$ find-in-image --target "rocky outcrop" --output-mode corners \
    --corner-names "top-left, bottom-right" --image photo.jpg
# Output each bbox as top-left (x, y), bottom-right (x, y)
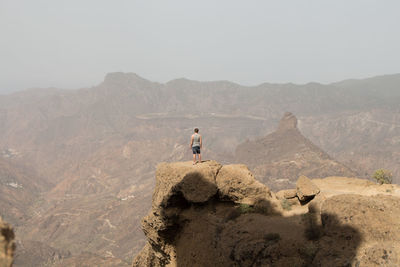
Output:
top-left (133, 161), bottom-right (280, 266)
top-left (133, 161), bottom-right (400, 266)
top-left (0, 217), bottom-right (15, 267)
top-left (296, 175), bottom-right (320, 201)
top-left (235, 112), bottom-right (357, 190)
top-left (153, 161), bottom-right (222, 206)
top-left (276, 175), bottom-right (321, 203)
top-left (277, 112), bottom-right (298, 132)
top-left (137, 161), bottom-right (223, 266)
top-left (216, 164), bottom-right (273, 205)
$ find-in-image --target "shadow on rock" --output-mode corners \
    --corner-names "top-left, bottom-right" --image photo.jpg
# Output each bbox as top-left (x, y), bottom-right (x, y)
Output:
top-left (174, 206), bottom-right (362, 266)
top-left (134, 162), bottom-right (363, 267)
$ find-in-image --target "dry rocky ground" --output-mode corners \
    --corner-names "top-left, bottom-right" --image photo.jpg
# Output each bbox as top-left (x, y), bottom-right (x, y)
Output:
top-left (134, 161), bottom-right (400, 267)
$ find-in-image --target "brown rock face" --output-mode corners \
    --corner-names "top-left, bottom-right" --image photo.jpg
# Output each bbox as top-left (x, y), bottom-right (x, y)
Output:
top-left (315, 194), bottom-right (400, 266)
top-left (153, 161), bottom-right (222, 206)
top-left (138, 161), bottom-right (224, 267)
top-left (0, 217), bottom-right (15, 267)
top-left (134, 161), bottom-right (280, 266)
top-left (132, 161), bottom-right (400, 267)
top-left (283, 189), bottom-right (298, 199)
top-left (276, 189), bottom-right (298, 200)
top-left (296, 175), bottom-right (320, 201)
top-left (216, 164), bottom-right (273, 205)
top-left (277, 112), bottom-right (298, 132)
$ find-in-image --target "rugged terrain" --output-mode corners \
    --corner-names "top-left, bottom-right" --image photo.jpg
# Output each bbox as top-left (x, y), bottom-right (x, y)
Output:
top-left (0, 73), bottom-right (399, 265)
top-left (235, 112), bottom-right (356, 190)
top-left (0, 158), bottom-right (47, 226)
top-left (134, 161), bottom-right (400, 266)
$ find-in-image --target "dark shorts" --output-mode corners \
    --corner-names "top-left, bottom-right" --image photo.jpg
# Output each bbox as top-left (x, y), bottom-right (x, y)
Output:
top-left (192, 146), bottom-right (201, 154)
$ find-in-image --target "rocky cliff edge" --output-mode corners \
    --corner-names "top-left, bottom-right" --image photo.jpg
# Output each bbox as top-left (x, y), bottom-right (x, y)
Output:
top-left (133, 161), bottom-right (400, 267)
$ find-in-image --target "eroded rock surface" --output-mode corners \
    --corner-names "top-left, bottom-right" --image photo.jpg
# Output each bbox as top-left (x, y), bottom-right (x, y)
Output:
top-left (315, 194), bottom-right (400, 266)
top-left (216, 164), bottom-right (273, 205)
top-left (277, 112), bottom-right (298, 132)
top-left (153, 161), bottom-right (222, 206)
top-left (296, 175), bottom-right (320, 201)
top-left (133, 161), bottom-right (400, 267)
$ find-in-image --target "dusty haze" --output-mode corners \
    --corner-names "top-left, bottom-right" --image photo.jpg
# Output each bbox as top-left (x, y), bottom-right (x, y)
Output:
top-left (1, 0), bottom-right (400, 92)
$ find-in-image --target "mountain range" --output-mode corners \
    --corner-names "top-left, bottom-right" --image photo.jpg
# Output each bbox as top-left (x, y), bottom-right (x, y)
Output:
top-left (0, 72), bottom-right (399, 265)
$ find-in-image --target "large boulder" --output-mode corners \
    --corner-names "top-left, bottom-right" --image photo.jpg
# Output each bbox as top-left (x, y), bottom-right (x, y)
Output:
top-left (0, 217), bottom-right (15, 267)
top-left (296, 175), bottom-right (320, 201)
top-left (152, 161), bottom-right (222, 207)
top-left (216, 164), bottom-right (274, 205)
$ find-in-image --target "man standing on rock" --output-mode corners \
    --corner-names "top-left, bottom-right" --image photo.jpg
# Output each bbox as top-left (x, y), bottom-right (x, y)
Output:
top-left (190, 128), bottom-right (202, 164)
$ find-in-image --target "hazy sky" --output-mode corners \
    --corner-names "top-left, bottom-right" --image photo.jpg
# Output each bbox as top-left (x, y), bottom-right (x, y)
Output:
top-left (1, 0), bottom-right (399, 93)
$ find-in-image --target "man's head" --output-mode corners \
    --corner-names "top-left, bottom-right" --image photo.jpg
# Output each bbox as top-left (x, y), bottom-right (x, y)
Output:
top-left (194, 128), bottom-right (199, 133)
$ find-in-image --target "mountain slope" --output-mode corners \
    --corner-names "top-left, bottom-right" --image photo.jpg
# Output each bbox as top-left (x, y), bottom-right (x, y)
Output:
top-left (235, 112), bottom-right (357, 190)
top-left (0, 157), bottom-right (50, 225)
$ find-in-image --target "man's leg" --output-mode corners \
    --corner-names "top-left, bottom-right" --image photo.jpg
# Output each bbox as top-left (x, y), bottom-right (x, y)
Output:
top-left (193, 153), bottom-right (196, 164)
top-left (198, 153), bottom-right (202, 163)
